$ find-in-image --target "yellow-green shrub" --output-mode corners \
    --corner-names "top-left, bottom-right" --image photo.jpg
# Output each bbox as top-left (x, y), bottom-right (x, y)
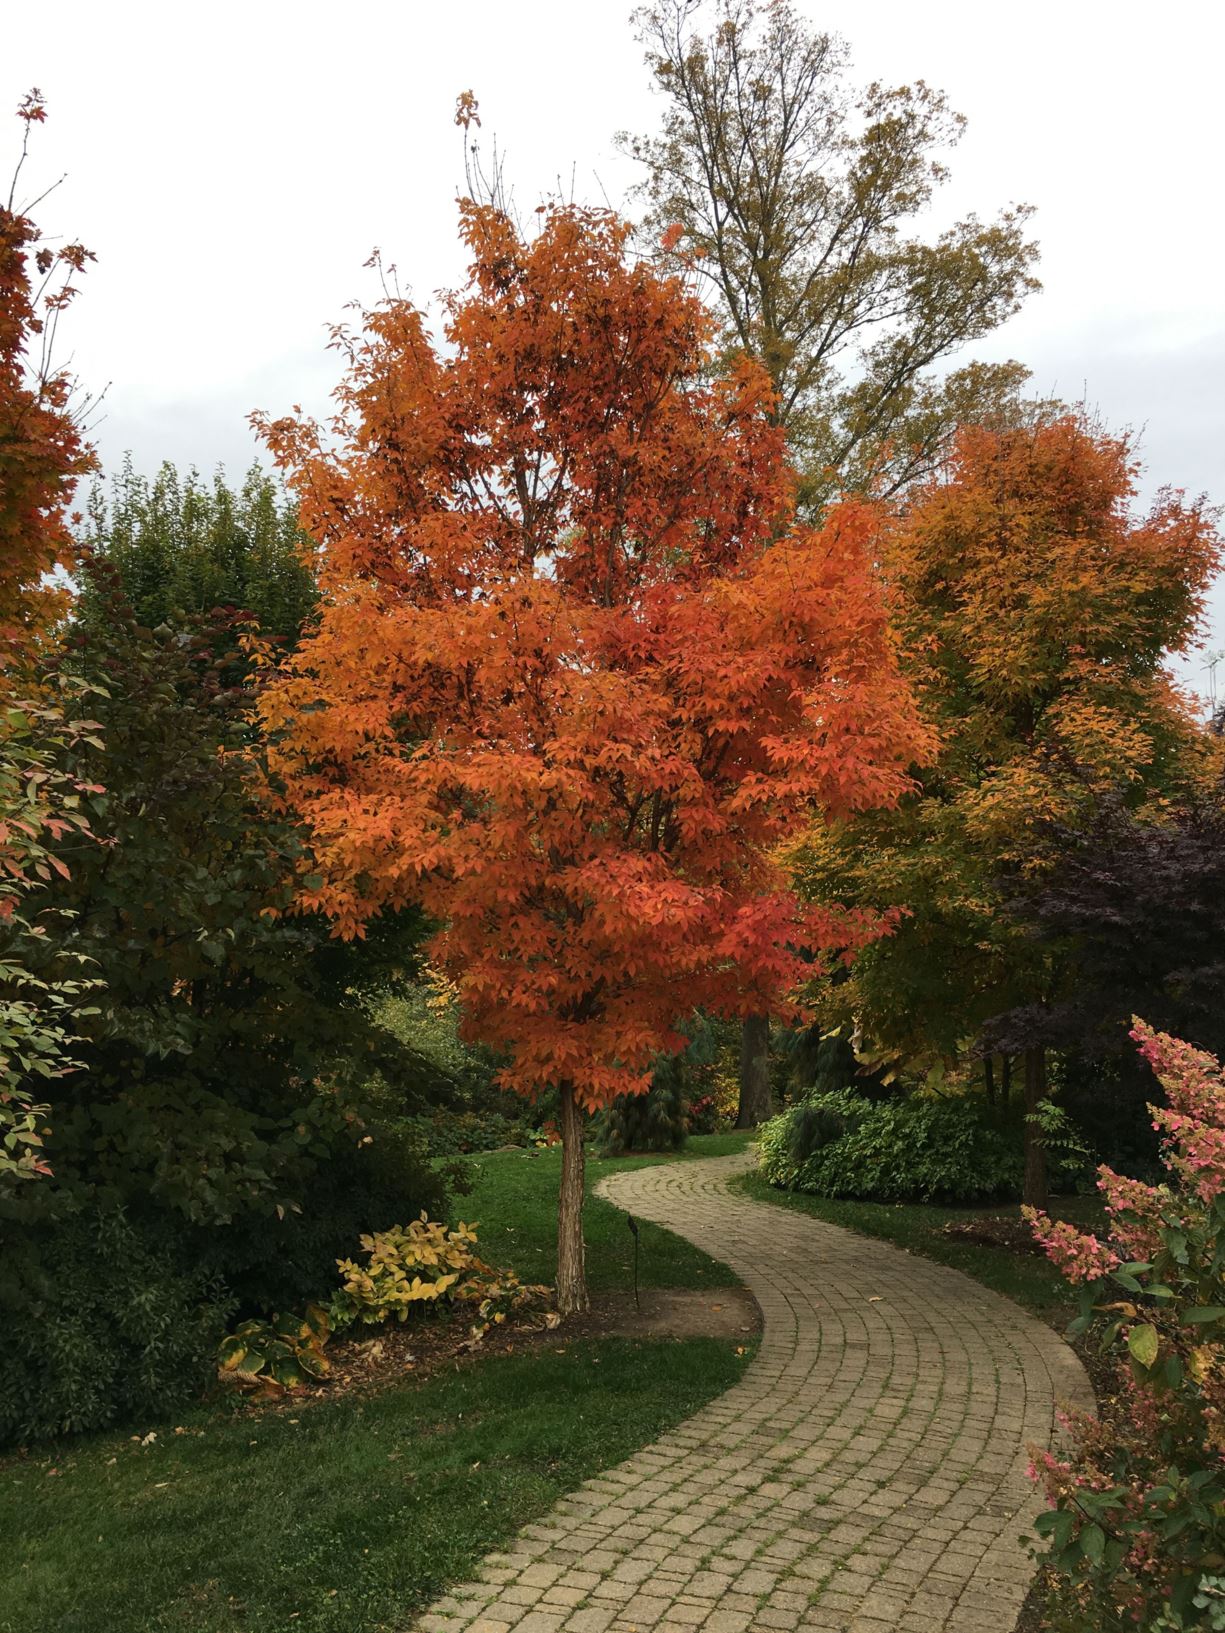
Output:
top-left (329, 1215), bottom-right (485, 1328)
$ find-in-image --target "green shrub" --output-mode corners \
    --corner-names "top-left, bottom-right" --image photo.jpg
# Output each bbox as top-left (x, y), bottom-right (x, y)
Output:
top-left (400, 1104), bottom-right (539, 1156)
top-left (594, 1073), bottom-right (687, 1156)
top-left (759, 1089), bottom-right (1025, 1203)
top-left (786, 1090), bottom-right (864, 1167)
top-left (594, 1014), bottom-right (730, 1156)
top-left (0, 1207), bottom-right (233, 1445)
top-left (0, 1126), bottom-right (447, 1444)
top-left (193, 1124), bottom-right (449, 1316)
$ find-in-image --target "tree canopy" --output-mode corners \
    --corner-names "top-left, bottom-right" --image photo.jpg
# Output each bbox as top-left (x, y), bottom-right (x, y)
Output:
top-left (255, 199), bottom-right (929, 1308)
top-left (790, 416), bottom-right (1220, 1199)
top-left (626, 0), bottom-right (1041, 512)
top-left (79, 458), bottom-right (317, 642)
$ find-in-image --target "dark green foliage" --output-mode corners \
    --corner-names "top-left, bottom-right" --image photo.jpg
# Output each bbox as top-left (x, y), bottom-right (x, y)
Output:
top-left (40, 558), bottom-right (442, 1230)
top-left (0, 1131), bottom-right (448, 1445)
top-left (759, 1090), bottom-right (1027, 1203)
top-left (79, 458), bottom-right (317, 642)
top-left (594, 1016), bottom-right (720, 1155)
top-left (1, 563), bottom-right (449, 1442)
top-left (194, 1127), bottom-right (449, 1317)
top-left (777, 1024), bottom-right (894, 1102)
top-left (372, 985), bottom-right (540, 1156)
top-left (594, 1072), bottom-right (686, 1157)
top-left (786, 1096), bottom-right (858, 1168)
top-left (401, 1103), bottom-right (540, 1156)
top-left (0, 1207), bottom-right (234, 1445)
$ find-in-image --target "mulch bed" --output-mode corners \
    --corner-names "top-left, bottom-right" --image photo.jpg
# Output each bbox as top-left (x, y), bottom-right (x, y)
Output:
top-left (224, 1286), bottom-right (761, 1418)
top-left (939, 1217), bottom-right (1046, 1254)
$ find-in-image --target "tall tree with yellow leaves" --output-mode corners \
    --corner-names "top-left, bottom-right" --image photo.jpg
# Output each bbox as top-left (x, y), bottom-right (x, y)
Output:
top-left (790, 416), bottom-right (1220, 1204)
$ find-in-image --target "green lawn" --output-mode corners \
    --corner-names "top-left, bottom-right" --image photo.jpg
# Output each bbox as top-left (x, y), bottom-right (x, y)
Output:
top-left (2, 1339), bottom-right (747, 1633)
top-left (0, 1131), bottom-right (756, 1633)
top-left (454, 1129), bottom-right (756, 1293)
top-left (735, 1168), bottom-right (1104, 1325)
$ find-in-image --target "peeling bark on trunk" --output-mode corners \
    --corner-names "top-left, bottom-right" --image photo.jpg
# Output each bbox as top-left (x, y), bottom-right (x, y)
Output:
top-left (735, 1013), bottom-right (774, 1128)
top-left (1022, 1045), bottom-right (1049, 1209)
top-left (555, 1081), bottom-right (589, 1316)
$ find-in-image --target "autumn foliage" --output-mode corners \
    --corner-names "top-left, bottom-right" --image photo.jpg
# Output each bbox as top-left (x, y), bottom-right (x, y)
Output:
top-left (1, 90), bottom-right (94, 669)
top-left (792, 417), bottom-right (1220, 1072)
top-left (256, 202), bottom-right (928, 1304)
top-left (1026, 1024), bottom-right (1225, 1628)
top-left (0, 93), bottom-right (101, 1182)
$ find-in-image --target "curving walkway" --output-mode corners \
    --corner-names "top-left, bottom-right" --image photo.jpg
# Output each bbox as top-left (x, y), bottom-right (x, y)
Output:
top-left (414, 1152), bottom-right (1091, 1633)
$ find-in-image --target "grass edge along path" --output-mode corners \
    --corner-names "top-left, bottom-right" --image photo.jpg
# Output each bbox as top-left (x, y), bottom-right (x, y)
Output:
top-left (451, 1128), bottom-right (757, 1294)
top-left (0, 1133), bottom-right (758, 1633)
top-left (733, 1166), bottom-right (1104, 1327)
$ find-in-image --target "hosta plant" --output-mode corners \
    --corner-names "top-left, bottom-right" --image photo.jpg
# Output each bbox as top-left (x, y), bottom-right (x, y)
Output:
top-left (217, 1305), bottom-right (331, 1396)
top-left (1025, 1021), bottom-right (1225, 1630)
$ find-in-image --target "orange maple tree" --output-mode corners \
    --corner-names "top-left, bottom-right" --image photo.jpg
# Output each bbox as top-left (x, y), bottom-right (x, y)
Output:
top-left (1, 90), bottom-right (94, 670)
top-left (256, 201), bottom-right (929, 1310)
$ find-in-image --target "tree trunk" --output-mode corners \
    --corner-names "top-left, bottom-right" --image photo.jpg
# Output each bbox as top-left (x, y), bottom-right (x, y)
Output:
top-left (1001, 1053), bottom-right (1012, 1109)
top-left (555, 1081), bottom-right (589, 1316)
top-left (735, 1013), bottom-right (773, 1128)
top-left (1022, 1046), bottom-right (1048, 1209)
top-left (983, 1054), bottom-right (996, 1107)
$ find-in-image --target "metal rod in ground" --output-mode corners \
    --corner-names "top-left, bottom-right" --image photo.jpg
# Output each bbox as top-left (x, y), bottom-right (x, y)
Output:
top-left (626, 1212), bottom-right (640, 1313)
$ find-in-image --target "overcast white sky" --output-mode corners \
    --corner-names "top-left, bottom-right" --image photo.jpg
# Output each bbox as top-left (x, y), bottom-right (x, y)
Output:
top-left (7, 0), bottom-right (1224, 693)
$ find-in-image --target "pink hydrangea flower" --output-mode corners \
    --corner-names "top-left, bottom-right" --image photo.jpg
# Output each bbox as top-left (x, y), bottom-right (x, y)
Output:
top-left (1023, 1207), bottom-right (1120, 1283)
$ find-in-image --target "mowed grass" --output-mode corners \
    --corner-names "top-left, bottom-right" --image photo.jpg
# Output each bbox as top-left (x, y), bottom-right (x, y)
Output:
top-left (735, 1168), bottom-right (1105, 1325)
top-left (2, 1339), bottom-right (748, 1633)
top-left (0, 1132), bottom-right (755, 1633)
top-left (456, 1128), bottom-right (756, 1293)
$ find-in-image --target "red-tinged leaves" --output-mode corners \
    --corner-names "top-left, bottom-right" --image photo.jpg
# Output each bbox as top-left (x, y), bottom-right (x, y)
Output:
top-left (1, 93), bottom-right (96, 673)
top-left (258, 202), bottom-right (928, 1109)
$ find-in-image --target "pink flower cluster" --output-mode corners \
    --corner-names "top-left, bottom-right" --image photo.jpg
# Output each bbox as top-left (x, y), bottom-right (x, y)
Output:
top-left (1024, 1020), bottom-right (1225, 1627)
top-left (1131, 1018), bottom-right (1225, 1206)
top-left (1022, 1206), bottom-right (1119, 1283)
top-left (1097, 1168), bottom-right (1163, 1260)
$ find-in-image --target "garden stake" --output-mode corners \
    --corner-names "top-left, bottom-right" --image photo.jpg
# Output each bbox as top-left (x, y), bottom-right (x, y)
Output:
top-left (626, 1213), bottom-right (640, 1313)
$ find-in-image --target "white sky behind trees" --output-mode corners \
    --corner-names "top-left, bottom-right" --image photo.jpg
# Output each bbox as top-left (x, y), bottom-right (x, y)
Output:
top-left (6, 0), bottom-right (1224, 693)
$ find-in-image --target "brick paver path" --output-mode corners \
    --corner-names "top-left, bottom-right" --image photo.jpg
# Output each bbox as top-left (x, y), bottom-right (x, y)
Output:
top-left (415, 1151), bottom-right (1091, 1633)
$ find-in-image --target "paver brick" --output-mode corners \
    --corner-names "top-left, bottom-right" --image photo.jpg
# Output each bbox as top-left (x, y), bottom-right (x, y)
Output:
top-left (411, 1151), bottom-right (1091, 1633)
